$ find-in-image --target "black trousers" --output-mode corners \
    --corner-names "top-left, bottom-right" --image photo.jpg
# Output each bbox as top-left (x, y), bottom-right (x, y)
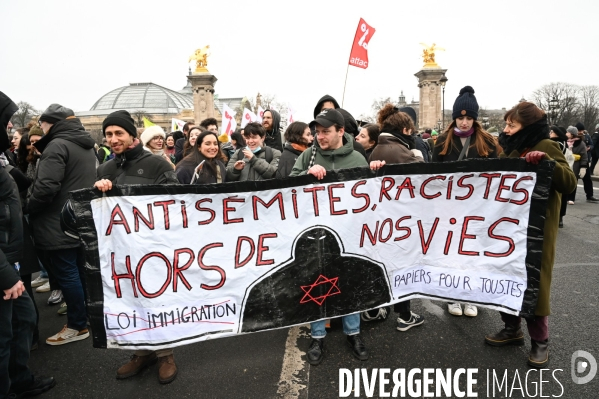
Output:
top-left (582, 166), bottom-right (594, 199)
top-left (0, 290), bottom-right (36, 397)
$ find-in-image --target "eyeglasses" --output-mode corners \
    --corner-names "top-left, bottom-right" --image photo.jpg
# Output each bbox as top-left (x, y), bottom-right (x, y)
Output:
top-left (151, 136), bottom-right (164, 141)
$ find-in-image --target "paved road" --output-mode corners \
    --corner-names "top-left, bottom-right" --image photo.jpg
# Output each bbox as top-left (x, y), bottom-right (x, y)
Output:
top-left (28, 181), bottom-right (599, 398)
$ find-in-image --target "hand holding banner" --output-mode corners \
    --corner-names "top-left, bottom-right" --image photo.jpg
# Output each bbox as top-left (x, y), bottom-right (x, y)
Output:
top-left (349, 18), bottom-right (375, 69)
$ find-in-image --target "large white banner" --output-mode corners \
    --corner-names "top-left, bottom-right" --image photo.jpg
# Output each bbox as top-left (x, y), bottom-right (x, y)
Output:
top-left (88, 168), bottom-right (540, 350)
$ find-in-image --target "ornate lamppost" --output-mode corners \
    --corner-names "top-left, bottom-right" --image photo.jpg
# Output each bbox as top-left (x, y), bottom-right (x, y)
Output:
top-left (439, 74), bottom-right (448, 131)
top-left (549, 96), bottom-right (559, 125)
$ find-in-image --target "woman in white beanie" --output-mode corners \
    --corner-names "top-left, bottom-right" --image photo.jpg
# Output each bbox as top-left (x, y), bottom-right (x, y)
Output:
top-left (140, 126), bottom-right (175, 168)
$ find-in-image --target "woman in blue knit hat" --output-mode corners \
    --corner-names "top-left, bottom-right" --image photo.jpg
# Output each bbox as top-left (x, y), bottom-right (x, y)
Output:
top-left (432, 86), bottom-right (498, 318)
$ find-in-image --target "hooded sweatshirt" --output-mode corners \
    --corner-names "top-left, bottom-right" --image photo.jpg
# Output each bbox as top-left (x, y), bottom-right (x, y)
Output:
top-left (289, 132), bottom-right (367, 176)
top-left (263, 109), bottom-right (283, 152)
top-left (313, 95), bottom-right (341, 118)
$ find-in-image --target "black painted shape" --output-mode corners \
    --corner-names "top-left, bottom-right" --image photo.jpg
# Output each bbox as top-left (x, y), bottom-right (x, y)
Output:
top-left (239, 226), bottom-right (391, 333)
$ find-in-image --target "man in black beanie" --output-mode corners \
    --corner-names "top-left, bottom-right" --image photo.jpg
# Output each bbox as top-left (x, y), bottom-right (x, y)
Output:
top-left (94, 110), bottom-right (179, 384)
top-left (95, 110), bottom-right (177, 188)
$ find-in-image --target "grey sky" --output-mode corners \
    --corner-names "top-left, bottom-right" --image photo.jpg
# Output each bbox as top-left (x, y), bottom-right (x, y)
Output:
top-left (1, 0), bottom-right (597, 123)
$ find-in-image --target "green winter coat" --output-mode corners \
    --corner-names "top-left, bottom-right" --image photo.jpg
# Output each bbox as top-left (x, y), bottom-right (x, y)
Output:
top-left (289, 133), bottom-right (368, 176)
top-left (500, 139), bottom-right (577, 316)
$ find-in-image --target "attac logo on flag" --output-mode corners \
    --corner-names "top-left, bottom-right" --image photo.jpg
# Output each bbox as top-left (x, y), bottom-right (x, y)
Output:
top-left (241, 108), bottom-right (257, 128)
top-left (221, 104), bottom-right (237, 136)
top-left (349, 18), bottom-right (375, 69)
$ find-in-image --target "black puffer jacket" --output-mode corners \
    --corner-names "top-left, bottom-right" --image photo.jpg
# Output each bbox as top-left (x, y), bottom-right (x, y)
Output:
top-left (0, 166), bottom-right (24, 290)
top-left (276, 143), bottom-right (304, 178)
top-left (97, 141), bottom-right (178, 184)
top-left (28, 118), bottom-right (97, 250)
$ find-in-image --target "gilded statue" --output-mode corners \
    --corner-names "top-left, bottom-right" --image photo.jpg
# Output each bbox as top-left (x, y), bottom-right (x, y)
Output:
top-left (419, 43), bottom-right (445, 67)
top-left (189, 45), bottom-right (211, 73)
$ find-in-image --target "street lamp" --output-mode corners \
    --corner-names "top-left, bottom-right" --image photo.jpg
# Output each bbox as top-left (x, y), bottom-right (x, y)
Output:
top-left (549, 96), bottom-right (559, 125)
top-left (439, 75), bottom-right (448, 131)
top-left (437, 119), bottom-right (442, 132)
top-left (482, 116), bottom-right (489, 130)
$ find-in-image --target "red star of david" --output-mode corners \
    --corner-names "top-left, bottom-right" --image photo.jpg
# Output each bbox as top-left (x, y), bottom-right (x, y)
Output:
top-left (300, 275), bottom-right (341, 305)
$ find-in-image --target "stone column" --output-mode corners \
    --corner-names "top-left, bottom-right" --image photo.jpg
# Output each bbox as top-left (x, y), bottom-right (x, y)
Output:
top-left (188, 73), bottom-right (218, 123)
top-left (414, 68), bottom-right (447, 130)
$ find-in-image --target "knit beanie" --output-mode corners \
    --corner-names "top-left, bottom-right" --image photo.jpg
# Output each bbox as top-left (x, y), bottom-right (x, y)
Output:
top-left (431, 130), bottom-right (439, 136)
top-left (39, 103), bottom-right (75, 124)
top-left (102, 110), bottom-right (137, 137)
top-left (140, 125), bottom-right (165, 146)
top-left (452, 86), bottom-right (479, 120)
top-left (575, 122), bottom-right (585, 131)
top-left (28, 125), bottom-right (44, 138)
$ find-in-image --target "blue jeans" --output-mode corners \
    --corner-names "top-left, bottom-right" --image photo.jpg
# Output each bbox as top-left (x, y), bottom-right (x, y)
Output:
top-left (0, 290), bottom-right (36, 397)
top-left (311, 313), bottom-right (360, 338)
top-left (45, 247), bottom-right (87, 331)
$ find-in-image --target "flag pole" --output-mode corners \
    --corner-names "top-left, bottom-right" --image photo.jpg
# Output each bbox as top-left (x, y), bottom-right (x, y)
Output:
top-left (342, 19), bottom-right (362, 108)
top-left (341, 64), bottom-right (350, 108)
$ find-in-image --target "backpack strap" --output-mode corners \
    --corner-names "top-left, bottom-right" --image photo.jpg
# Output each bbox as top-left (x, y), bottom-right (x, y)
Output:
top-left (264, 146), bottom-right (273, 163)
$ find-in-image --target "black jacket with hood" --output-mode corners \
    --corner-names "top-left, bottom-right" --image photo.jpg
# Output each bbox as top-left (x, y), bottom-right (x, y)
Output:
top-left (313, 95), bottom-right (341, 118)
top-left (264, 109), bottom-right (283, 152)
top-left (0, 91), bottom-right (24, 289)
top-left (28, 117), bottom-right (97, 250)
top-left (97, 140), bottom-right (178, 185)
top-left (276, 143), bottom-right (304, 178)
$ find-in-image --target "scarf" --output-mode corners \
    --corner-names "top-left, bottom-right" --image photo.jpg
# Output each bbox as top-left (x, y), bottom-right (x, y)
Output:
top-left (290, 142), bottom-right (308, 152)
top-left (382, 124), bottom-right (415, 149)
top-left (453, 127), bottom-right (475, 138)
top-left (498, 115), bottom-right (549, 156)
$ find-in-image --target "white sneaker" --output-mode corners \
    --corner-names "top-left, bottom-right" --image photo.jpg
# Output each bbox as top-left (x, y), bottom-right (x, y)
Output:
top-left (47, 290), bottom-right (63, 305)
top-left (568, 201), bottom-right (574, 205)
top-left (46, 325), bottom-right (89, 346)
top-left (463, 304), bottom-right (478, 317)
top-left (36, 282), bottom-right (51, 293)
top-left (448, 303), bottom-right (462, 316)
top-left (31, 275), bottom-right (49, 288)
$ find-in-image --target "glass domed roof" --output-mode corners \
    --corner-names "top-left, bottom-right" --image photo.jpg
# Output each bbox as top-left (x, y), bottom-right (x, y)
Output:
top-left (89, 82), bottom-right (193, 113)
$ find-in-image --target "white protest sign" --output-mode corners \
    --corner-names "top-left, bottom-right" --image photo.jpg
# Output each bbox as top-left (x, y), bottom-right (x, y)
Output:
top-left (89, 169), bottom-right (538, 350)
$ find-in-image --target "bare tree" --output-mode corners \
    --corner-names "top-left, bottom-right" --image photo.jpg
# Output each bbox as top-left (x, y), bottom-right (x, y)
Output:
top-left (358, 97), bottom-right (393, 123)
top-left (576, 85), bottom-right (599, 130)
top-left (531, 82), bottom-right (579, 126)
top-left (132, 110), bottom-right (153, 128)
top-left (10, 101), bottom-right (40, 128)
top-left (261, 94), bottom-right (277, 110)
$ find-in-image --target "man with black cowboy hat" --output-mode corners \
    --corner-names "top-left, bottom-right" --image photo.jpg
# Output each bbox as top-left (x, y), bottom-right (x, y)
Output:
top-left (94, 110), bottom-right (179, 384)
top-left (28, 103), bottom-right (97, 347)
top-left (290, 109), bottom-right (370, 365)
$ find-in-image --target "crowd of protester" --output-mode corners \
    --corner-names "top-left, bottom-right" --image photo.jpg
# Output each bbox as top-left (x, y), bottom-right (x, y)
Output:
top-left (2, 84), bottom-right (597, 397)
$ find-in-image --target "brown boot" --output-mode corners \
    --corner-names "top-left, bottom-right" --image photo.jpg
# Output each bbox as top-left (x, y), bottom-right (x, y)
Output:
top-left (116, 353), bottom-right (157, 379)
top-left (528, 339), bottom-right (549, 368)
top-left (484, 325), bottom-right (524, 346)
top-left (157, 354), bottom-right (178, 384)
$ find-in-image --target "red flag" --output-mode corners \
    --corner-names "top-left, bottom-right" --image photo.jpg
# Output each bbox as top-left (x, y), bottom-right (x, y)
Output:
top-left (348, 18), bottom-right (375, 69)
